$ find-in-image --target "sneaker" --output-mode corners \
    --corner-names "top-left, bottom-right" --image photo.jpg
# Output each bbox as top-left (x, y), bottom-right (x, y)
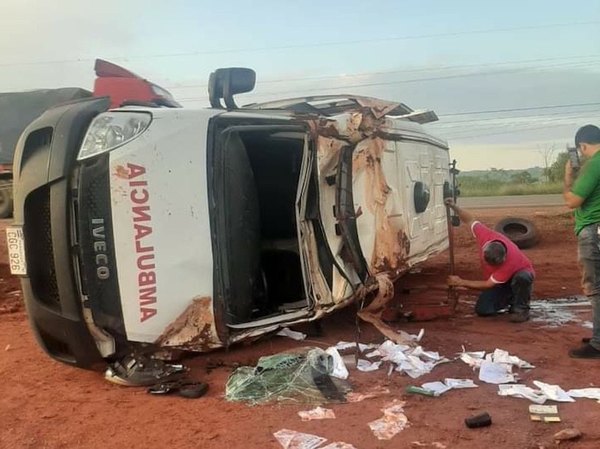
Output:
top-left (569, 343), bottom-right (600, 359)
top-left (509, 309), bottom-right (529, 323)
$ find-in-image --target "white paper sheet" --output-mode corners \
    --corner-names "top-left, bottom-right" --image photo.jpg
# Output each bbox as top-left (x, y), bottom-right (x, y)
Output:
top-left (421, 381), bottom-right (452, 396)
top-left (498, 384), bottom-right (547, 404)
top-left (533, 381), bottom-right (575, 403)
top-left (567, 388), bottom-right (600, 400)
top-left (479, 361), bottom-right (515, 384)
top-left (357, 359), bottom-right (382, 372)
top-left (274, 430), bottom-right (327, 449)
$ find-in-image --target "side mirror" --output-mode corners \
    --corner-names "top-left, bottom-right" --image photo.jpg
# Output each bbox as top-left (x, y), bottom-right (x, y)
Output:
top-left (208, 68), bottom-right (256, 109)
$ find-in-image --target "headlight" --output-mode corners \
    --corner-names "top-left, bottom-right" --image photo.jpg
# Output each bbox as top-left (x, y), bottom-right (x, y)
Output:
top-left (78, 112), bottom-right (151, 160)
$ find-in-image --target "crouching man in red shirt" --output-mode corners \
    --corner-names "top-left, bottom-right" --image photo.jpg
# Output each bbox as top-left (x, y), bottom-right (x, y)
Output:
top-left (445, 199), bottom-right (535, 323)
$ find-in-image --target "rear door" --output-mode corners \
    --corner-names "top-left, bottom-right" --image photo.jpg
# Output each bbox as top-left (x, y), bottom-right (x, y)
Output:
top-left (396, 139), bottom-right (449, 265)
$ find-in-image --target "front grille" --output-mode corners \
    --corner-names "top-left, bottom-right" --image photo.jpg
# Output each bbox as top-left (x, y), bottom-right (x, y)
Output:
top-left (24, 186), bottom-right (61, 310)
top-left (76, 156), bottom-right (125, 335)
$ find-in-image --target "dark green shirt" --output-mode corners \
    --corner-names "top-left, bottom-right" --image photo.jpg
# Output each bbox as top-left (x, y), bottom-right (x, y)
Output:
top-left (572, 151), bottom-right (600, 235)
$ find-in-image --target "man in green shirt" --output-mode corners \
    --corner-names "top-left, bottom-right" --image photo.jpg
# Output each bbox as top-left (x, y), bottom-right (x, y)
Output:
top-left (564, 124), bottom-right (600, 358)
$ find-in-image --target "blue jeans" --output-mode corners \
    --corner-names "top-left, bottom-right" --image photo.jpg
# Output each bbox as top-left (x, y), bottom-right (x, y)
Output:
top-left (578, 223), bottom-right (600, 350)
top-left (475, 271), bottom-right (534, 316)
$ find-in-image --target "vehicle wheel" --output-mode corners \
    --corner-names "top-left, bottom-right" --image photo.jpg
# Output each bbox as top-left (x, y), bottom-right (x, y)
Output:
top-left (494, 217), bottom-right (539, 249)
top-left (0, 184), bottom-right (13, 219)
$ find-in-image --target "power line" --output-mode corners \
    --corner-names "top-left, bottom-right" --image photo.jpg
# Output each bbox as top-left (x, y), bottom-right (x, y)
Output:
top-left (166, 54), bottom-right (600, 90)
top-left (443, 121), bottom-right (584, 140)
top-left (178, 60), bottom-right (600, 102)
top-left (1, 20), bottom-right (599, 67)
top-left (440, 102), bottom-right (600, 117)
top-left (434, 109), bottom-right (599, 126)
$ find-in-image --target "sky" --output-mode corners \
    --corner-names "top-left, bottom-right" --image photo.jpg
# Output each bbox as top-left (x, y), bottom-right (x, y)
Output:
top-left (2, 0), bottom-right (600, 170)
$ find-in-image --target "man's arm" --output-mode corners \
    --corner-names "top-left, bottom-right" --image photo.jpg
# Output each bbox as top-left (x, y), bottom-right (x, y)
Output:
top-left (445, 198), bottom-right (475, 227)
top-left (448, 275), bottom-right (496, 290)
top-left (563, 160), bottom-right (584, 209)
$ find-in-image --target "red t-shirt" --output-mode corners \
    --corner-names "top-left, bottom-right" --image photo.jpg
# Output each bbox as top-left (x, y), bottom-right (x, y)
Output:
top-left (471, 221), bottom-right (535, 284)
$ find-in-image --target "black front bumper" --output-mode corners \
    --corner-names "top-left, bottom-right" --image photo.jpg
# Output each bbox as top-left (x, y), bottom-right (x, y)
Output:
top-left (13, 97), bottom-right (110, 370)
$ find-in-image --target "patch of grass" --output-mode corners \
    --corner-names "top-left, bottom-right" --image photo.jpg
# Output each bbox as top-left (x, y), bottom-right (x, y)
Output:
top-left (460, 182), bottom-right (562, 197)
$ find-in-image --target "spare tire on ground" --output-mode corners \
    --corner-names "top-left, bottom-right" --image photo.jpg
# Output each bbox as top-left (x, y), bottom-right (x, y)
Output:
top-left (494, 217), bottom-right (539, 249)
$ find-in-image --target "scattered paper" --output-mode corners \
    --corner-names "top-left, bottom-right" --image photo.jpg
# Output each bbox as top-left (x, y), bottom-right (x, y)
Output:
top-left (459, 348), bottom-right (485, 369)
top-left (346, 387), bottom-right (390, 403)
top-left (491, 349), bottom-right (535, 369)
top-left (444, 378), bottom-right (478, 389)
top-left (335, 341), bottom-right (378, 352)
top-left (498, 384), bottom-right (547, 404)
top-left (325, 347), bottom-right (349, 380)
top-left (277, 328), bottom-right (307, 341)
top-left (320, 443), bottom-right (357, 449)
top-left (533, 381), bottom-right (575, 403)
top-left (582, 321), bottom-right (593, 329)
top-left (421, 381), bottom-right (452, 396)
top-left (357, 359), bottom-right (382, 372)
top-left (368, 401), bottom-right (409, 440)
top-left (274, 429), bottom-right (327, 449)
top-left (411, 443), bottom-right (446, 449)
top-left (365, 349), bottom-right (381, 358)
top-left (459, 347), bottom-right (534, 370)
top-left (298, 407), bottom-right (336, 421)
top-left (567, 388), bottom-right (600, 400)
top-left (419, 378), bottom-right (478, 396)
top-left (479, 361), bottom-right (515, 384)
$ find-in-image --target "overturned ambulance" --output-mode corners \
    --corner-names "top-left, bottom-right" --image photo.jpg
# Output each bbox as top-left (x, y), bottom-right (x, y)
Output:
top-left (9, 68), bottom-right (454, 378)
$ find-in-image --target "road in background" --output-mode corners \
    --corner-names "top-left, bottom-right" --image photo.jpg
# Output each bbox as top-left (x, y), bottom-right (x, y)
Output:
top-left (459, 193), bottom-right (563, 209)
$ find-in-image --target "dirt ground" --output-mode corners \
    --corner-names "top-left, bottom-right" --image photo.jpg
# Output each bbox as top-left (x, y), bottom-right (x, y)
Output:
top-left (1, 206), bottom-right (598, 449)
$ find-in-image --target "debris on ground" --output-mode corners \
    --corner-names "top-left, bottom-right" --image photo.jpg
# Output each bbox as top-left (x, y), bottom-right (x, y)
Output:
top-left (375, 339), bottom-right (450, 378)
top-left (479, 360), bottom-right (516, 384)
top-left (459, 347), bottom-right (534, 370)
top-left (319, 443), bottom-right (358, 449)
top-left (104, 354), bottom-right (188, 387)
top-left (277, 328), bottom-right (307, 341)
top-left (225, 348), bottom-right (350, 404)
top-left (274, 429), bottom-right (327, 449)
top-left (464, 412), bottom-right (492, 428)
top-left (529, 404), bottom-right (560, 422)
top-left (532, 381), bottom-right (575, 403)
top-left (419, 378), bottom-right (478, 396)
top-left (325, 347), bottom-right (350, 379)
top-left (567, 388), bottom-right (600, 401)
top-left (457, 347), bottom-right (534, 384)
top-left (334, 341), bottom-right (379, 352)
top-left (490, 348), bottom-right (535, 369)
top-left (553, 428), bottom-right (582, 444)
top-left (298, 407), bottom-right (336, 421)
top-left (410, 442), bottom-right (447, 449)
top-left (498, 384), bottom-right (548, 404)
top-left (406, 386), bottom-right (438, 397)
top-left (499, 381), bottom-right (595, 404)
top-left (368, 400), bottom-right (409, 440)
top-left (147, 380), bottom-right (209, 399)
top-left (358, 275), bottom-right (423, 345)
top-left (356, 359), bottom-right (382, 372)
top-left (273, 429), bottom-right (357, 449)
top-left (346, 387), bottom-right (390, 403)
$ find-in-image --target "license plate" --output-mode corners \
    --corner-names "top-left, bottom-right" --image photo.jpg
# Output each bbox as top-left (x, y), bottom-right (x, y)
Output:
top-left (6, 226), bottom-right (27, 275)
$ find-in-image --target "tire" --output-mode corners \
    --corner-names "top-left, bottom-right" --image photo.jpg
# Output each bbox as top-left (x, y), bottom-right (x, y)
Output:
top-left (494, 217), bottom-right (539, 249)
top-left (0, 183), bottom-right (13, 219)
